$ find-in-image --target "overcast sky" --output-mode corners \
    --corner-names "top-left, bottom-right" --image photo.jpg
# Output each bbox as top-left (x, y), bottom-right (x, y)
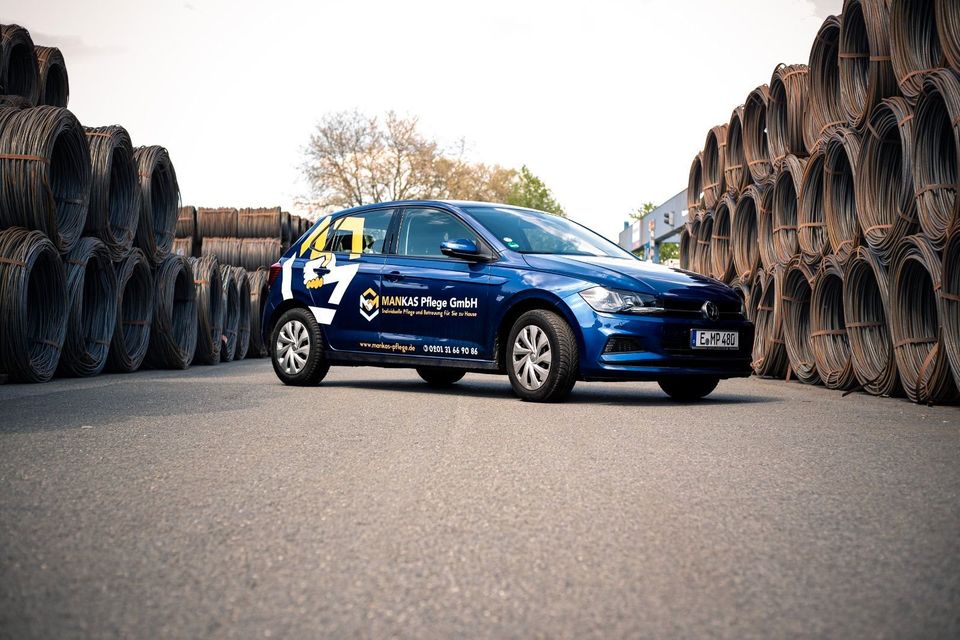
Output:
top-left (4, 0), bottom-right (840, 241)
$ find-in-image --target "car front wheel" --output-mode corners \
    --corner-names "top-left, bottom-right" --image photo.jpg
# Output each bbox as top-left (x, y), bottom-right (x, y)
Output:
top-left (506, 309), bottom-right (578, 402)
top-left (657, 376), bottom-right (719, 401)
top-left (270, 307), bottom-right (329, 386)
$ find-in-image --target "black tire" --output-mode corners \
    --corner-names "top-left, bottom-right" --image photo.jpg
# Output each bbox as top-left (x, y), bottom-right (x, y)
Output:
top-left (270, 307), bottom-right (329, 386)
top-left (416, 367), bottom-right (466, 387)
top-left (505, 309), bottom-right (578, 402)
top-left (658, 376), bottom-right (720, 401)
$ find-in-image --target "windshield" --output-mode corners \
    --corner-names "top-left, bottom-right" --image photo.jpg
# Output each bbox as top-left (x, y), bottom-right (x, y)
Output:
top-left (463, 206), bottom-right (634, 258)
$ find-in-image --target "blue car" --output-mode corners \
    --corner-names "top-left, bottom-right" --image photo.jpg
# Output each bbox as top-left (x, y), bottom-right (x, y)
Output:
top-left (262, 201), bottom-right (753, 402)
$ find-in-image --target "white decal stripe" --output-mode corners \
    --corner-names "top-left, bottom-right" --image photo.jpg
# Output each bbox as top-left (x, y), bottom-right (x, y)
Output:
top-left (309, 306), bottom-right (336, 325)
top-left (281, 257), bottom-right (294, 300)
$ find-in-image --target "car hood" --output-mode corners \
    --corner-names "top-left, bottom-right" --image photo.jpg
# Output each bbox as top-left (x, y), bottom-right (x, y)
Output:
top-left (520, 254), bottom-right (741, 305)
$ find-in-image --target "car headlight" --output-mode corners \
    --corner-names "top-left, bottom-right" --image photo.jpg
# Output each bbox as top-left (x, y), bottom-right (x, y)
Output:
top-left (579, 286), bottom-right (663, 314)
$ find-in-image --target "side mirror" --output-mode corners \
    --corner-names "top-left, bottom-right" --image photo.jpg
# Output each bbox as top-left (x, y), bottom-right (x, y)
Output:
top-left (441, 238), bottom-right (487, 261)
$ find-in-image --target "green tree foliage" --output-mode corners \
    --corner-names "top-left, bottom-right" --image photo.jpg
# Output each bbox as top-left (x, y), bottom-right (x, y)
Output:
top-left (507, 165), bottom-right (566, 216)
top-left (628, 202), bottom-right (657, 222)
top-left (659, 243), bottom-right (679, 262)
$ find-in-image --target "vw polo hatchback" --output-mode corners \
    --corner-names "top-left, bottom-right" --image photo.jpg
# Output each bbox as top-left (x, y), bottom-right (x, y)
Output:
top-left (263, 201), bottom-right (754, 402)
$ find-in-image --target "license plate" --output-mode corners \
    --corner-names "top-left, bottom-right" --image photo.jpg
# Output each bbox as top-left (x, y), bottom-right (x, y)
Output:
top-left (690, 330), bottom-right (739, 350)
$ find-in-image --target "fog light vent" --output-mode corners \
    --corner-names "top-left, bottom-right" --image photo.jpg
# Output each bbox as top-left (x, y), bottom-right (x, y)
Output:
top-left (603, 336), bottom-right (645, 354)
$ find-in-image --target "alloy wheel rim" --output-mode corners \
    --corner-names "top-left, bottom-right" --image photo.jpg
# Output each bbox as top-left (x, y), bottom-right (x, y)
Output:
top-left (512, 324), bottom-right (552, 390)
top-left (277, 320), bottom-right (309, 375)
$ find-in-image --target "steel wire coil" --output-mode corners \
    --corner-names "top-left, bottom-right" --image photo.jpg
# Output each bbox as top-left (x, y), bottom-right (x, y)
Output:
top-left (0, 106), bottom-right (91, 253)
top-left (889, 233), bottom-right (959, 403)
top-left (233, 266), bottom-right (251, 360)
top-left (201, 237), bottom-right (241, 267)
top-left (197, 207), bottom-right (238, 239)
top-left (176, 206), bottom-right (196, 239)
top-left (281, 211), bottom-right (292, 248)
top-left (939, 0), bottom-right (960, 72)
top-left (247, 267), bottom-right (270, 358)
top-left (172, 237), bottom-right (195, 258)
top-left (780, 258), bottom-right (821, 385)
top-left (107, 248), bottom-right (153, 373)
top-left (84, 125), bottom-right (139, 261)
top-left (702, 124), bottom-right (728, 209)
top-left (768, 64), bottom-right (810, 164)
top-left (724, 106), bottom-right (752, 195)
top-left (840, 0), bottom-right (898, 128)
top-left (772, 156), bottom-right (808, 266)
top-left (57, 237), bottom-right (118, 377)
top-left (35, 45), bottom-right (68, 108)
top-left (844, 246), bottom-right (901, 396)
top-left (238, 207), bottom-right (283, 239)
top-left (890, 0), bottom-right (945, 98)
top-left (757, 181), bottom-right (778, 272)
top-left (823, 127), bottom-right (863, 264)
top-left (942, 225), bottom-right (960, 388)
top-left (797, 146), bottom-right (831, 266)
top-left (810, 256), bottom-right (857, 390)
top-left (855, 98), bottom-right (920, 263)
top-left (219, 264), bottom-right (240, 362)
top-left (0, 25), bottom-right (38, 104)
top-left (240, 238), bottom-right (283, 271)
top-left (732, 183), bottom-right (770, 280)
top-left (687, 216), bottom-right (702, 274)
top-left (913, 68), bottom-right (960, 250)
top-left (147, 254), bottom-right (197, 369)
top-left (695, 212), bottom-right (713, 276)
top-left (730, 276), bottom-right (753, 322)
top-left (710, 194), bottom-right (736, 282)
top-left (134, 146), bottom-right (178, 264)
top-left (679, 226), bottom-right (692, 270)
top-left (807, 15), bottom-right (846, 151)
top-left (687, 153), bottom-right (704, 211)
top-left (743, 85), bottom-right (774, 183)
top-left (187, 256), bottom-right (223, 365)
top-left (751, 268), bottom-right (789, 378)
top-left (0, 95), bottom-right (31, 109)
top-left (0, 227), bottom-right (67, 382)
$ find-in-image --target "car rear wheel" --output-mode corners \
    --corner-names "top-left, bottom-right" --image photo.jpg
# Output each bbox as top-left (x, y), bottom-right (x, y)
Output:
top-left (658, 376), bottom-right (719, 401)
top-left (416, 367), bottom-right (466, 387)
top-left (270, 307), bottom-right (329, 386)
top-left (506, 309), bottom-right (578, 402)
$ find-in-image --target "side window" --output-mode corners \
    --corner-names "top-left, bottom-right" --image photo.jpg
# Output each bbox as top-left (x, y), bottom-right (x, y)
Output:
top-left (322, 209), bottom-right (394, 255)
top-left (396, 208), bottom-right (479, 258)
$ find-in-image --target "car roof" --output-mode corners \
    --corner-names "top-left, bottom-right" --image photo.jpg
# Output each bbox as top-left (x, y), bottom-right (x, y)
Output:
top-left (327, 200), bottom-right (543, 216)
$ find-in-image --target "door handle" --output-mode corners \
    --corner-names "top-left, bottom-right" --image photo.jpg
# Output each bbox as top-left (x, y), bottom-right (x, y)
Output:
top-left (385, 271), bottom-right (403, 282)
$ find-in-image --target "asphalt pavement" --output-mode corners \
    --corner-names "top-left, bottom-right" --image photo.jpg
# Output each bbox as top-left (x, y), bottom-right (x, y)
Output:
top-left (1, 361), bottom-right (958, 639)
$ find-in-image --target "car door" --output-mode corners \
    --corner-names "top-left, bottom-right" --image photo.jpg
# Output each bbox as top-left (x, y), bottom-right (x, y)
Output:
top-left (296, 208), bottom-right (396, 352)
top-left (379, 207), bottom-right (495, 360)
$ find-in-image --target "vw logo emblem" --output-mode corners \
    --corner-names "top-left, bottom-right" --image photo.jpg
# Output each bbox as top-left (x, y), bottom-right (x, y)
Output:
top-left (701, 301), bottom-right (719, 321)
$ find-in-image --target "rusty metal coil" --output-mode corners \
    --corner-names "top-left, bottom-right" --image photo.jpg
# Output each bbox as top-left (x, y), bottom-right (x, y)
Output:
top-left (889, 233), bottom-right (959, 403)
top-left (751, 268), bottom-right (789, 378)
top-left (233, 266), bottom-right (251, 360)
top-left (942, 225), bottom-right (960, 388)
top-left (732, 183), bottom-right (770, 280)
top-left (0, 25), bottom-right (38, 104)
top-left (197, 207), bottom-right (238, 239)
top-left (172, 237), bottom-right (195, 258)
top-left (0, 106), bottom-right (91, 253)
top-left (757, 180), bottom-right (778, 272)
top-left (107, 248), bottom-right (153, 374)
top-left (247, 268), bottom-right (270, 359)
top-left (0, 227), bottom-right (67, 382)
top-left (687, 153), bottom-right (704, 211)
top-left (219, 264), bottom-right (240, 362)
top-left (35, 45), bottom-right (68, 108)
top-left (240, 238), bottom-right (283, 271)
top-left (939, 0), bottom-right (960, 72)
top-left (281, 211), bottom-right (292, 249)
top-left (772, 156), bottom-right (808, 266)
top-left (768, 64), bottom-right (810, 165)
top-left (730, 276), bottom-right (753, 322)
top-left (743, 85), bottom-right (774, 183)
top-left (58, 237), bottom-right (118, 377)
top-left (840, 0), bottom-right (898, 128)
top-left (780, 258), bottom-right (821, 385)
top-left (134, 145), bottom-right (179, 264)
top-left (855, 97), bottom-right (920, 262)
top-left (679, 226), bottom-right (692, 270)
top-left (890, 0), bottom-right (945, 98)
top-left (844, 246), bottom-right (901, 396)
top-left (710, 194), bottom-right (736, 282)
top-left (147, 254), bottom-right (197, 370)
top-left (85, 125), bottom-right (140, 261)
top-left (176, 206), bottom-right (196, 239)
top-left (188, 256), bottom-right (223, 365)
top-left (807, 15), bottom-right (846, 152)
top-left (823, 127), bottom-right (863, 264)
top-left (702, 124), bottom-right (728, 209)
top-left (913, 68), bottom-right (960, 250)
top-left (200, 237), bottom-right (241, 267)
top-left (797, 146), bottom-right (832, 266)
top-left (695, 212), bottom-right (713, 276)
top-left (724, 106), bottom-right (753, 195)
top-left (687, 216), bottom-right (702, 274)
top-left (238, 206), bottom-right (283, 239)
top-left (810, 256), bottom-right (857, 390)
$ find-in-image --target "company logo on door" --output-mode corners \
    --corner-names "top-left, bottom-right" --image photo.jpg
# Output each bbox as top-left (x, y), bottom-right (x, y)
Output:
top-left (360, 287), bottom-right (380, 322)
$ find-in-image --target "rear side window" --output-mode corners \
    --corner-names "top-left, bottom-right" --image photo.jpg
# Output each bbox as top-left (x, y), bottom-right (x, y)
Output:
top-left (323, 209), bottom-right (395, 254)
top-left (396, 208), bottom-right (478, 257)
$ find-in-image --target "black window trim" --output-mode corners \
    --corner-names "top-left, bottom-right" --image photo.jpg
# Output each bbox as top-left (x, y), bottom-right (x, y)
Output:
top-left (322, 206), bottom-right (399, 256)
top-left (388, 206), bottom-right (499, 262)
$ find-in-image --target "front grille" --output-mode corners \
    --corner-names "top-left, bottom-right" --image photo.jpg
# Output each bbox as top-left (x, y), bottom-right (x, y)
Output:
top-left (661, 297), bottom-right (741, 316)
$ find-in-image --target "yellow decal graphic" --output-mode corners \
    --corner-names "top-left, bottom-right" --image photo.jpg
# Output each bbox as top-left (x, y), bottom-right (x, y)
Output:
top-left (360, 287), bottom-right (380, 322)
